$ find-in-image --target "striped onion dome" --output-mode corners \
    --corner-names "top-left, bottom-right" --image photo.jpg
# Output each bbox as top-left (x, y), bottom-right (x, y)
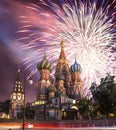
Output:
top-left (37, 55), bottom-right (52, 72)
top-left (70, 59), bottom-right (82, 73)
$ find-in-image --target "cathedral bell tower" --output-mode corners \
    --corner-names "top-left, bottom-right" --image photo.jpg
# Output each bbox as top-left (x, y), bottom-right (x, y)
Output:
top-left (70, 58), bottom-right (82, 98)
top-left (10, 68), bottom-right (24, 118)
top-left (56, 71), bottom-right (66, 95)
top-left (37, 54), bottom-right (52, 102)
top-left (55, 41), bottom-right (71, 96)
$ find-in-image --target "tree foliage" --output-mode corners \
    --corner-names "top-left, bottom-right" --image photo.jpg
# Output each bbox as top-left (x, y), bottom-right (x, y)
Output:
top-left (25, 103), bottom-right (35, 119)
top-left (78, 97), bottom-right (91, 118)
top-left (90, 73), bottom-right (116, 116)
top-left (3, 99), bottom-right (11, 115)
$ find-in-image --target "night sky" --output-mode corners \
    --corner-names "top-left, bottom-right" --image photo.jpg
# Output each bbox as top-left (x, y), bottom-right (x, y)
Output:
top-left (0, 0), bottom-right (115, 103)
top-left (0, 0), bottom-right (39, 102)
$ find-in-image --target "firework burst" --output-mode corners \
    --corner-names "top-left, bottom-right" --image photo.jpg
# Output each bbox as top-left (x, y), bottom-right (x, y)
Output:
top-left (18, 0), bottom-right (116, 94)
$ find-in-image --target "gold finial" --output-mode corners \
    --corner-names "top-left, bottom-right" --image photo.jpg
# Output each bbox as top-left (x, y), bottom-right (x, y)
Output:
top-left (61, 41), bottom-right (64, 50)
top-left (59, 41), bottom-right (66, 60)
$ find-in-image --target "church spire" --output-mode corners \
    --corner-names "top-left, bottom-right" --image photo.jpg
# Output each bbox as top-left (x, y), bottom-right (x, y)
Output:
top-left (13, 68), bottom-right (24, 93)
top-left (16, 68), bottom-right (21, 81)
top-left (55, 41), bottom-right (71, 95)
top-left (10, 68), bottom-right (24, 118)
top-left (59, 41), bottom-right (66, 60)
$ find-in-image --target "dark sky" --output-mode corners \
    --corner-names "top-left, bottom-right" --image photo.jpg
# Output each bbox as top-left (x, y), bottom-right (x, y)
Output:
top-left (0, 0), bottom-right (38, 102)
top-left (0, 0), bottom-right (115, 102)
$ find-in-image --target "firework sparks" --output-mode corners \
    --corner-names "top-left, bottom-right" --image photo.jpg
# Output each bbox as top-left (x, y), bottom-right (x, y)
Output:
top-left (18, 0), bottom-right (116, 95)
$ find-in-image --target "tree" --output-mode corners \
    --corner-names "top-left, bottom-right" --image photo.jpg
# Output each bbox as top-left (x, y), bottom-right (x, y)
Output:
top-left (90, 73), bottom-right (116, 117)
top-left (25, 103), bottom-right (35, 119)
top-left (3, 99), bottom-right (11, 115)
top-left (78, 97), bottom-right (92, 119)
top-left (0, 102), bottom-right (4, 113)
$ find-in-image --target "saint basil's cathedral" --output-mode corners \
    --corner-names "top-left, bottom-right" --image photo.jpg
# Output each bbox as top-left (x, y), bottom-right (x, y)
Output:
top-left (10, 41), bottom-right (83, 120)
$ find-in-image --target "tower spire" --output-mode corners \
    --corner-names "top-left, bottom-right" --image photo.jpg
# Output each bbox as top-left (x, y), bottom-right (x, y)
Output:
top-left (17, 67), bottom-right (21, 81)
top-left (59, 41), bottom-right (66, 60)
top-left (55, 41), bottom-right (71, 95)
top-left (61, 41), bottom-right (64, 50)
top-left (10, 68), bottom-right (24, 118)
top-left (14, 68), bottom-right (24, 93)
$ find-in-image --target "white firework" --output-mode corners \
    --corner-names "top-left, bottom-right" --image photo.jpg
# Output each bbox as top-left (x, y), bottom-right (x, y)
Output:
top-left (18, 0), bottom-right (116, 95)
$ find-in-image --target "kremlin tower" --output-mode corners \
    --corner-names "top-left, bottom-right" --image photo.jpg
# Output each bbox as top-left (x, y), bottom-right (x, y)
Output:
top-left (10, 68), bottom-right (24, 118)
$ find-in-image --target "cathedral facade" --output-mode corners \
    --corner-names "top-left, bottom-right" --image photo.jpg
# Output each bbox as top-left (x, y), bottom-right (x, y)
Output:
top-left (33, 41), bottom-right (83, 120)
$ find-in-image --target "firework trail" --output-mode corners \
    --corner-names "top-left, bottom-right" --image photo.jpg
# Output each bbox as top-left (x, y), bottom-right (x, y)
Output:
top-left (18, 0), bottom-right (116, 95)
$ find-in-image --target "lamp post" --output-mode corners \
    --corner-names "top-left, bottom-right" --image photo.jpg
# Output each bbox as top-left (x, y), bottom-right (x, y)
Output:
top-left (22, 81), bottom-right (25, 130)
top-left (22, 76), bottom-right (33, 130)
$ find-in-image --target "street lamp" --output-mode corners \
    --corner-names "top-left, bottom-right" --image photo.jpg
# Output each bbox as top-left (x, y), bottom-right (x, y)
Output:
top-left (22, 76), bottom-right (33, 130)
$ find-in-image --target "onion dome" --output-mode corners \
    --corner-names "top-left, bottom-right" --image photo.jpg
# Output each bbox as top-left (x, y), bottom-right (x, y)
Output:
top-left (37, 55), bottom-right (52, 72)
top-left (47, 85), bottom-right (56, 92)
top-left (56, 72), bottom-right (65, 81)
top-left (70, 59), bottom-right (82, 73)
